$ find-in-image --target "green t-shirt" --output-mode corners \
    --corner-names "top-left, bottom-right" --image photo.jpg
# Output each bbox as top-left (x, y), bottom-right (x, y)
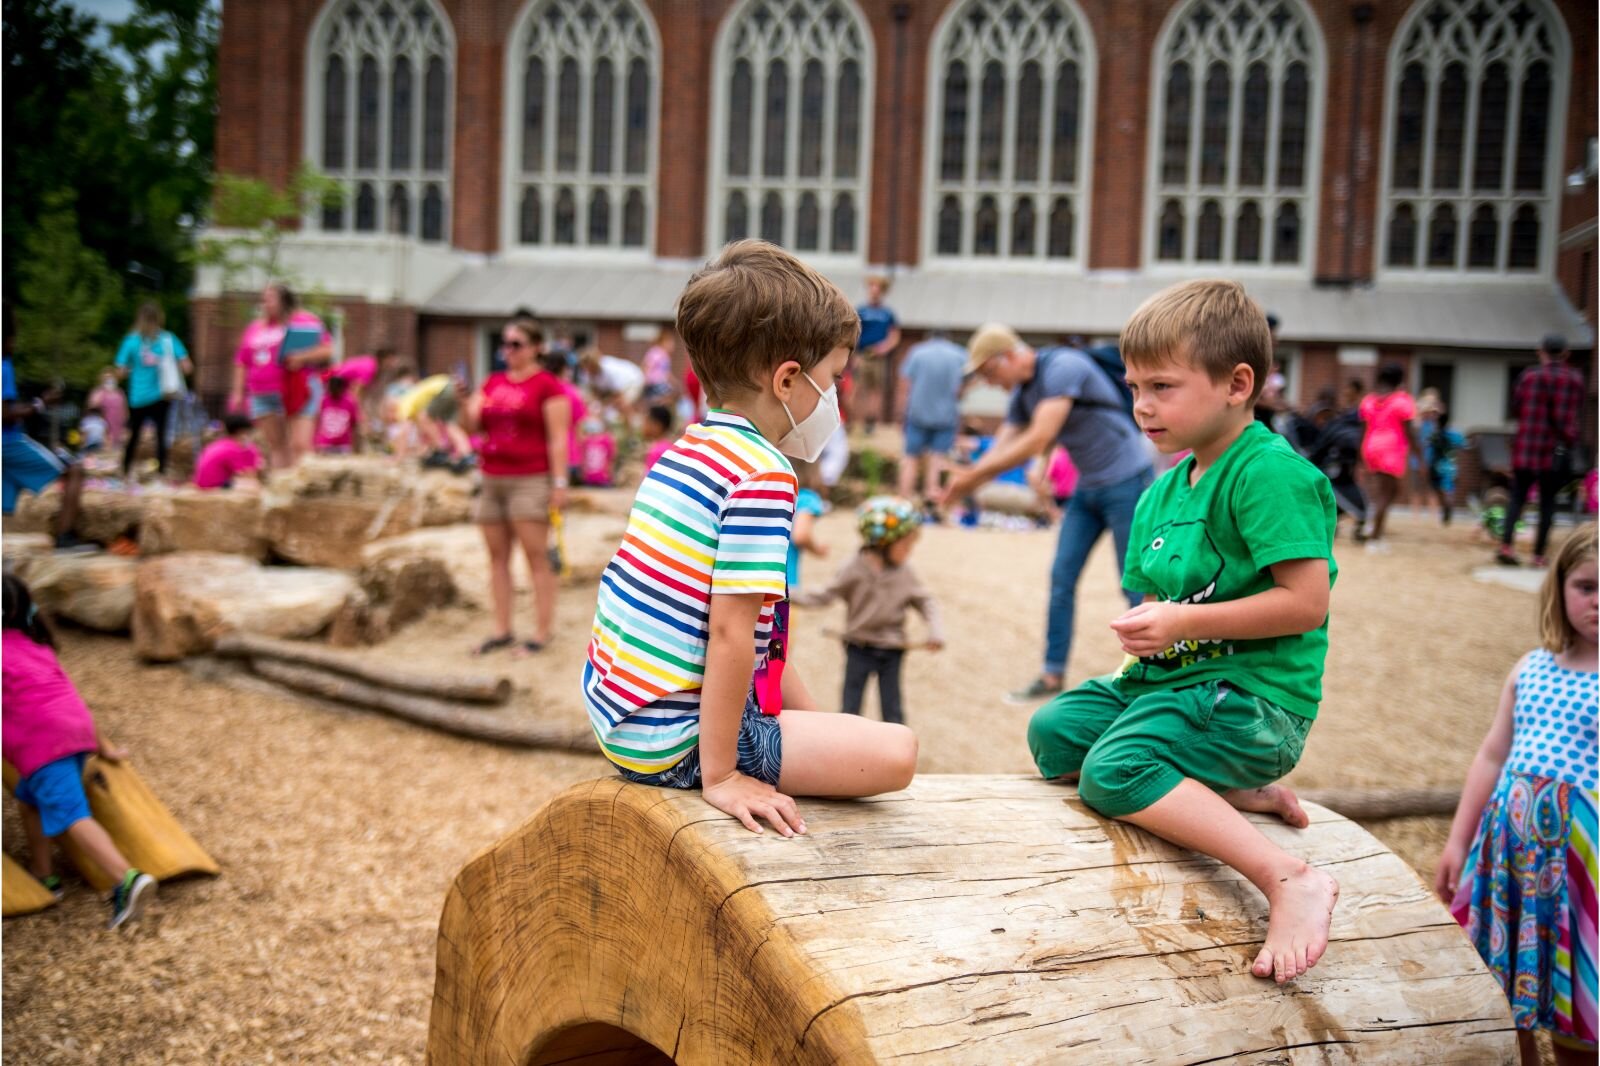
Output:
top-left (1120, 422), bottom-right (1337, 718)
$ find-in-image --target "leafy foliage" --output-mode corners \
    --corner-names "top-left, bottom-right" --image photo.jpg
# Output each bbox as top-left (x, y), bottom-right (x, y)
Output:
top-left (3, 0), bottom-right (218, 379)
top-left (13, 190), bottom-right (124, 387)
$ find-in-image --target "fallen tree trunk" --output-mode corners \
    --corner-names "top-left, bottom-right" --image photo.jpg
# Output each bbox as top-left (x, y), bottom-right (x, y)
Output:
top-left (248, 658), bottom-right (597, 753)
top-left (216, 632), bottom-right (511, 704)
top-left (1298, 786), bottom-right (1459, 820)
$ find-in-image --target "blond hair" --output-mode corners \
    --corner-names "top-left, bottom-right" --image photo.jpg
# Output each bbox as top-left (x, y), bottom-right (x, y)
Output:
top-left (676, 240), bottom-right (858, 403)
top-left (1540, 523), bottom-right (1597, 652)
top-left (866, 273), bottom-right (891, 295)
top-left (1120, 280), bottom-right (1272, 401)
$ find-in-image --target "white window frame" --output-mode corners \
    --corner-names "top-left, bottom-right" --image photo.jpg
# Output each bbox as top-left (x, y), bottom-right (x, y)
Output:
top-left (1375, 0), bottom-right (1570, 282)
top-left (705, 0), bottom-right (876, 268)
top-left (1142, 0), bottom-right (1327, 276)
top-left (500, 0), bottom-right (662, 259)
top-left (303, 0), bottom-right (457, 244)
top-left (920, 0), bottom-right (1097, 272)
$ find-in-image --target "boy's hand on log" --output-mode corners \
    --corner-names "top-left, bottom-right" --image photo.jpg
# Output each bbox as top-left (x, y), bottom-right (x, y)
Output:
top-left (1109, 601), bottom-right (1184, 657)
top-left (703, 771), bottom-right (806, 837)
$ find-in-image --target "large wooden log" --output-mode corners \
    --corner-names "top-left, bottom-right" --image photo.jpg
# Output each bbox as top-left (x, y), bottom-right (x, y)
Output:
top-left (428, 775), bottom-right (1515, 1065)
top-left (214, 632), bottom-right (512, 704)
top-left (248, 658), bottom-right (597, 752)
top-left (3, 756), bottom-right (220, 893)
top-left (2, 854), bottom-right (57, 917)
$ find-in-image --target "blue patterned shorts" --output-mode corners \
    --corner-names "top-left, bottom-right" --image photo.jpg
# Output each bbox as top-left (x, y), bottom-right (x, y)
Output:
top-left (616, 699), bottom-right (783, 790)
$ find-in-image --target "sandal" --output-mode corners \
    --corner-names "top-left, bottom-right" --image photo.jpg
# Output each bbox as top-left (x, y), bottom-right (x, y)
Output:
top-left (514, 640), bottom-right (545, 657)
top-left (473, 634), bottom-right (516, 656)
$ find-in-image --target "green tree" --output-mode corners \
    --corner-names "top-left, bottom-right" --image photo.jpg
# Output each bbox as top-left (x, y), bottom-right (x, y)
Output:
top-left (198, 164), bottom-right (345, 321)
top-left (3, 0), bottom-right (217, 358)
top-left (13, 189), bottom-right (124, 388)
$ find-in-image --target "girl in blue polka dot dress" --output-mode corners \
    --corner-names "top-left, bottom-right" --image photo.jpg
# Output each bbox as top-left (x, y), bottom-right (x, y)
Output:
top-left (1436, 523), bottom-right (1596, 1064)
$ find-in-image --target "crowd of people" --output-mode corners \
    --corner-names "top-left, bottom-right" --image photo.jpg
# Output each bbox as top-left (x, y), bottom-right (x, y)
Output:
top-left (1, 251), bottom-right (1593, 1058)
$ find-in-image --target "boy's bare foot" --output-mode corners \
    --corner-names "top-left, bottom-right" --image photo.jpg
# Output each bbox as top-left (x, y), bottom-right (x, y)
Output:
top-left (1251, 864), bottom-right (1340, 983)
top-left (1224, 784), bottom-right (1310, 828)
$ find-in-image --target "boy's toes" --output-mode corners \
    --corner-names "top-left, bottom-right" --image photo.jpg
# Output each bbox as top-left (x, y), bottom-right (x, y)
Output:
top-left (1252, 947), bottom-right (1275, 979)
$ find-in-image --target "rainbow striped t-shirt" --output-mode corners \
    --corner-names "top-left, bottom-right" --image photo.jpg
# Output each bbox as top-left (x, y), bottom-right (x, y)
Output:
top-left (582, 410), bottom-right (797, 774)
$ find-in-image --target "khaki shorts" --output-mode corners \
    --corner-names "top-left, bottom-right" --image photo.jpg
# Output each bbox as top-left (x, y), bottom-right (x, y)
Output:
top-left (474, 474), bottom-right (552, 524)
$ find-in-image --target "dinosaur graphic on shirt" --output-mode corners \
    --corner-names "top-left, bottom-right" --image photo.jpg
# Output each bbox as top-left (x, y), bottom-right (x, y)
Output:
top-left (1126, 518), bottom-right (1234, 675)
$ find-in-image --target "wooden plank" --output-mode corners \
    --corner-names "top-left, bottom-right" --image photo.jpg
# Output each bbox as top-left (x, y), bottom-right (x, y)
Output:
top-left (2, 854), bottom-right (56, 917)
top-left (427, 775), bottom-right (1516, 1065)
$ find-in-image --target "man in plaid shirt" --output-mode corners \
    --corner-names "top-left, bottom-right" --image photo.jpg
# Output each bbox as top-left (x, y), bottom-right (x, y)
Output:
top-left (1498, 334), bottom-right (1587, 567)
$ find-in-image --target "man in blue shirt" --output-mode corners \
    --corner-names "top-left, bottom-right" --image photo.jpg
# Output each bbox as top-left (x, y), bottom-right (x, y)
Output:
top-left (852, 275), bottom-right (900, 434)
top-left (3, 352), bottom-right (86, 548)
top-left (939, 324), bottom-right (1154, 703)
top-left (897, 331), bottom-right (967, 503)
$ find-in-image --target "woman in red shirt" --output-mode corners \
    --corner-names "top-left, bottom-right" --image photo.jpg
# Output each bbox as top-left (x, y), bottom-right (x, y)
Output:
top-left (463, 315), bottom-right (571, 655)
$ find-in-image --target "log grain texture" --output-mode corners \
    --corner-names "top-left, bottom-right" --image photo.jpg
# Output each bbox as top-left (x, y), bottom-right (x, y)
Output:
top-left (427, 775), bottom-right (1514, 1065)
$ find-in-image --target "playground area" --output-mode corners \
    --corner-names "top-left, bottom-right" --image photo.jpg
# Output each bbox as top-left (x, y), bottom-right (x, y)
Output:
top-left (0, 504), bottom-right (1547, 1063)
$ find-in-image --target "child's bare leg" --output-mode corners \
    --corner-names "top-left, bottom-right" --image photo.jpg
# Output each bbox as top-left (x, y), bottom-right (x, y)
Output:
top-left (63, 817), bottom-right (132, 885)
top-left (775, 709), bottom-right (917, 797)
top-left (1120, 778), bottom-right (1338, 983)
top-left (1224, 783), bottom-right (1310, 829)
top-left (19, 804), bottom-right (53, 879)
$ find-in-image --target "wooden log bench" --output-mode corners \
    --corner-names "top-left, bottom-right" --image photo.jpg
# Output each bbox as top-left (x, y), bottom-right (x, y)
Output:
top-left (427, 775), bottom-right (1515, 1065)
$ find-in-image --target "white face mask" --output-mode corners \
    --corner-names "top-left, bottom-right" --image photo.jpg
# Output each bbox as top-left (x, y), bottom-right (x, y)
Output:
top-left (777, 372), bottom-right (839, 462)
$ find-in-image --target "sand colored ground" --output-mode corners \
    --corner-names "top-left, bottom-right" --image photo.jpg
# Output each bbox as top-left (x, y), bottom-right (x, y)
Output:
top-left (1, 506), bottom-right (1562, 1063)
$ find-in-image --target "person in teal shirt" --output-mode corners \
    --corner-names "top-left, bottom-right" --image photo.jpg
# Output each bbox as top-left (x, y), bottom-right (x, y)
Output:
top-left (1027, 280), bottom-right (1339, 988)
top-left (114, 302), bottom-right (191, 479)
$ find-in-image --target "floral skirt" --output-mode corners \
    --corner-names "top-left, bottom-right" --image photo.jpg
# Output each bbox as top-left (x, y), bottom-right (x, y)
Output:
top-left (1451, 771), bottom-right (1596, 1046)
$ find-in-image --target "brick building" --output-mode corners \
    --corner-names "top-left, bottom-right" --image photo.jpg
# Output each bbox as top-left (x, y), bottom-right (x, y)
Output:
top-left (199, 0), bottom-right (1596, 446)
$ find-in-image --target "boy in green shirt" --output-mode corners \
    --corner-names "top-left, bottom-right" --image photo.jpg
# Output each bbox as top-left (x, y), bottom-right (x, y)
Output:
top-left (1027, 279), bottom-right (1339, 984)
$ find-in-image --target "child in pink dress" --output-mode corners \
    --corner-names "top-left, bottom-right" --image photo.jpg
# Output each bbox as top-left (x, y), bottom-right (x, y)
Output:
top-left (577, 416), bottom-right (617, 487)
top-left (3, 575), bottom-right (156, 927)
top-left (313, 374), bottom-right (362, 454)
top-left (1357, 364), bottom-right (1421, 550)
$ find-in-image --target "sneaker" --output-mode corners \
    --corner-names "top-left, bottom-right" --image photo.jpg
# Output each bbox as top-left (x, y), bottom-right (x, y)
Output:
top-left (1532, 555), bottom-right (1549, 569)
top-left (40, 874), bottom-right (64, 901)
top-left (108, 870), bottom-right (156, 930)
top-left (1495, 548), bottom-right (1521, 567)
top-left (1364, 539), bottom-right (1390, 554)
top-left (1004, 677), bottom-right (1063, 706)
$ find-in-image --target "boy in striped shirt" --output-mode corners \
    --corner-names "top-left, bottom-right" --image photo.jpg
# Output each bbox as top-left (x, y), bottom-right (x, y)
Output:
top-left (583, 241), bottom-right (919, 835)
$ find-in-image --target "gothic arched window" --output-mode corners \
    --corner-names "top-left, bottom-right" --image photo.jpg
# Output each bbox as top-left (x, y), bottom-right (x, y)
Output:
top-left (1380, 0), bottom-right (1569, 274)
top-left (1149, 0), bottom-right (1323, 269)
top-left (710, 0), bottom-right (872, 257)
top-left (925, 0), bottom-right (1094, 264)
top-left (310, 0), bottom-right (453, 242)
top-left (508, 0), bottom-right (658, 251)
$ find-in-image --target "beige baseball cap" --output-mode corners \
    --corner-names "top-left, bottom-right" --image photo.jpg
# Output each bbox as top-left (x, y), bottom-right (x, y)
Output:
top-left (963, 323), bottom-right (1022, 377)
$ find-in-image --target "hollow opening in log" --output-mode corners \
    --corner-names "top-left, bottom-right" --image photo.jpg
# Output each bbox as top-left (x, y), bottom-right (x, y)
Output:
top-left (526, 1022), bottom-right (674, 1066)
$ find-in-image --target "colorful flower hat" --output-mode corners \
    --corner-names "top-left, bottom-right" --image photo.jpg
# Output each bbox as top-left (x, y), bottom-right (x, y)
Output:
top-left (856, 495), bottom-right (921, 548)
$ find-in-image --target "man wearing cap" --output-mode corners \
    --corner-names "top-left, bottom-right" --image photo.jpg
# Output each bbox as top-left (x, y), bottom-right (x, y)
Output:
top-left (940, 325), bottom-right (1153, 704)
top-left (1498, 333), bottom-right (1587, 567)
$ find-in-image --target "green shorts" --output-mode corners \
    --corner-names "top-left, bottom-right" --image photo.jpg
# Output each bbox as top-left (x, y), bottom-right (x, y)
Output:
top-left (1026, 676), bottom-right (1312, 818)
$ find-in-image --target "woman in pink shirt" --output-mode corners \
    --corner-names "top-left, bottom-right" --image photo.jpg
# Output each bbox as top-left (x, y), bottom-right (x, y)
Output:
top-left (3, 575), bottom-right (156, 927)
top-left (462, 314), bottom-right (571, 656)
top-left (1358, 363), bottom-right (1422, 549)
top-left (228, 283), bottom-right (332, 470)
